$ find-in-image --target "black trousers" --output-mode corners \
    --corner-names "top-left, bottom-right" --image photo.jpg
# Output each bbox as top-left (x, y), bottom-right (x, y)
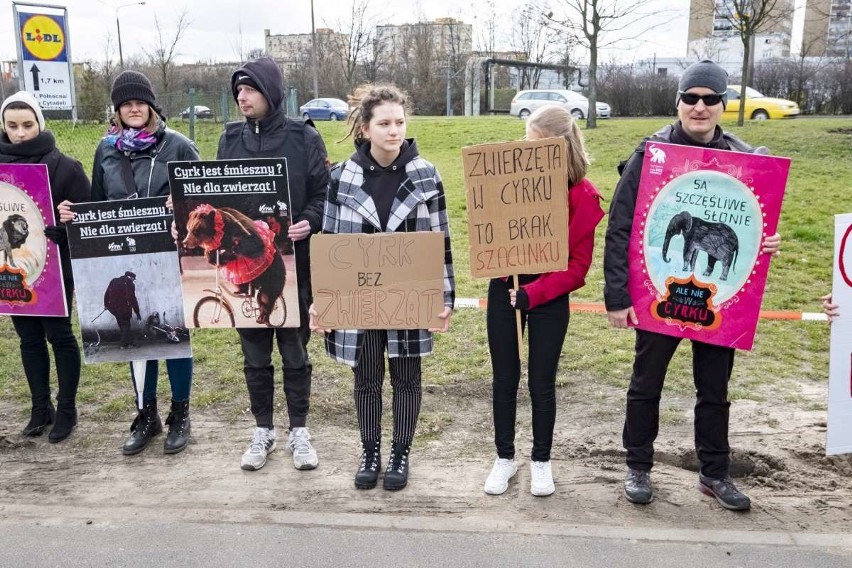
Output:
top-left (487, 278), bottom-right (569, 462)
top-left (238, 287), bottom-right (311, 429)
top-left (624, 329), bottom-right (735, 479)
top-left (353, 330), bottom-right (422, 447)
top-left (11, 285), bottom-right (80, 409)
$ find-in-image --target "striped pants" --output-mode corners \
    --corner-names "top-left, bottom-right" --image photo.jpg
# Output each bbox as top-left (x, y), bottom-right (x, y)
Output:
top-left (353, 330), bottom-right (422, 447)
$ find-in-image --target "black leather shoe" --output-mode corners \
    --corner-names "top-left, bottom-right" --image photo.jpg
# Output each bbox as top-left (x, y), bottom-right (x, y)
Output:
top-left (624, 468), bottom-right (653, 504)
top-left (48, 406), bottom-right (77, 443)
top-left (383, 443), bottom-right (410, 491)
top-left (122, 402), bottom-right (163, 455)
top-left (698, 475), bottom-right (751, 511)
top-left (22, 403), bottom-right (55, 437)
top-left (354, 441), bottom-right (381, 489)
top-left (164, 399), bottom-right (190, 454)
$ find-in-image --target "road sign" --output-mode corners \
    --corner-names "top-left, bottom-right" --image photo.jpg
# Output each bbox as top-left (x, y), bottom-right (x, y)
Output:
top-left (13, 4), bottom-right (76, 112)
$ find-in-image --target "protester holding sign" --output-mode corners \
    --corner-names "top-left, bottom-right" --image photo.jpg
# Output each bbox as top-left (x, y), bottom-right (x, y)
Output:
top-left (603, 60), bottom-right (782, 511)
top-left (218, 57), bottom-right (328, 473)
top-left (59, 71), bottom-right (198, 455)
top-left (1, 90), bottom-right (90, 442)
top-left (310, 84), bottom-right (454, 491)
top-left (481, 105), bottom-right (604, 497)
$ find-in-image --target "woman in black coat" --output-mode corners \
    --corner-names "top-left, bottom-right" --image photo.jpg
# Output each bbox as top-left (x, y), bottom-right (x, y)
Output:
top-left (0, 90), bottom-right (90, 442)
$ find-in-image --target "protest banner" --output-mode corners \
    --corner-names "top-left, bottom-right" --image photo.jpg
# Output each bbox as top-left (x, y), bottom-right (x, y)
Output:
top-left (462, 137), bottom-right (569, 279)
top-left (628, 141), bottom-right (790, 350)
top-left (0, 163), bottom-right (66, 316)
top-left (310, 232), bottom-right (445, 330)
top-left (66, 196), bottom-right (191, 364)
top-left (827, 213), bottom-right (852, 456)
top-left (168, 158), bottom-right (297, 329)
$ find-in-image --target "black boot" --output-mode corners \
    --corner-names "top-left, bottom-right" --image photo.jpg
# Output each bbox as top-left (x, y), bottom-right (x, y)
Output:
top-left (382, 442), bottom-right (411, 491)
top-left (354, 441), bottom-right (381, 489)
top-left (122, 401), bottom-right (163, 455)
top-left (48, 399), bottom-right (77, 443)
top-left (22, 401), bottom-right (55, 437)
top-left (164, 399), bottom-right (191, 454)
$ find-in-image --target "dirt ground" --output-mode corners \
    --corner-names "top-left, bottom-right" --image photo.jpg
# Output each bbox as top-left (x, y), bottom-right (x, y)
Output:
top-left (1, 369), bottom-right (851, 536)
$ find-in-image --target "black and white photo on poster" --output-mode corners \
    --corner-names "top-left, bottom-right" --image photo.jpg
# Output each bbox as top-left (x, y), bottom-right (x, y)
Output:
top-left (168, 158), bottom-right (298, 329)
top-left (66, 196), bottom-right (191, 363)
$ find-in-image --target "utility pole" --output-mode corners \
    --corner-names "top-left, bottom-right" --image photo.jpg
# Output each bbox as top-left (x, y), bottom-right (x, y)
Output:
top-left (446, 53), bottom-right (452, 117)
top-left (310, 0), bottom-right (319, 99)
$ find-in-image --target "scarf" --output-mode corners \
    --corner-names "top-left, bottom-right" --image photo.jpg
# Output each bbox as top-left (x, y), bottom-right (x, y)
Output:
top-left (103, 124), bottom-right (158, 153)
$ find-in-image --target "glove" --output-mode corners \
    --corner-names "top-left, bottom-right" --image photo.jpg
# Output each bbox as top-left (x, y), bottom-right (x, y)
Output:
top-left (44, 225), bottom-right (68, 246)
top-left (513, 289), bottom-right (530, 311)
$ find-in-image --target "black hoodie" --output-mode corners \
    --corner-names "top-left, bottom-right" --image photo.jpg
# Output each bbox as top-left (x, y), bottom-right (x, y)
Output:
top-left (350, 139), bottom-right (417, 231)
top-left (217, 57), bottom-right (329, 282)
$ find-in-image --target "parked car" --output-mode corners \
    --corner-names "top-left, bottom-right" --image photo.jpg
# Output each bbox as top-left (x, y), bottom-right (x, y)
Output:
top-left (179, 105), bottom-right (215, 119)
top-left (509, 89), bottom-right (611, 120)
top-left (299, 98), bottom-right (349, 121)
top-left (724, 86), bottom-right (800, 120)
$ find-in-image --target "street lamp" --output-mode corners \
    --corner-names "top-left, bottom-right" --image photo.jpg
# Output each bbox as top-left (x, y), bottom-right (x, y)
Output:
top-left (97, 0), bottom-right (146, 69)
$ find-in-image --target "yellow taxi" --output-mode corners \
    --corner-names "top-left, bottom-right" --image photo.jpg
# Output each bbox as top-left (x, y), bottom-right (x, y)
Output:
top-left (724, 86), bottom-right (800, 120)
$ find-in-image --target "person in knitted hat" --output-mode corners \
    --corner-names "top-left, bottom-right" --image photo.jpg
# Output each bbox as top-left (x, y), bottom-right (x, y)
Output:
top-left (602, 59), bottom-right (782, 512)
top-left (0, 91), bottom-right (91, 442)
top-left (58, 69), bottom-right (199, 456)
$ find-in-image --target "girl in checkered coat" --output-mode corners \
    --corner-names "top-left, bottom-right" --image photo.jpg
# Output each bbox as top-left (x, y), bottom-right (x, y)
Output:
top-left (310, 85), bottom-right (454, 491)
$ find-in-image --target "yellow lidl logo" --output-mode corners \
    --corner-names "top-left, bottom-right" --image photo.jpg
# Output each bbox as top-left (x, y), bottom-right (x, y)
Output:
top-left (21, 15), bottom-right (65, 61)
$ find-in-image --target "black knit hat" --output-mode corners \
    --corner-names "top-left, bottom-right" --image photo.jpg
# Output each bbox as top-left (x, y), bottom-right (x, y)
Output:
top-left (111, 70), bottom-right (160, 114)
top-left (232, 73), bottom-right (261, 99)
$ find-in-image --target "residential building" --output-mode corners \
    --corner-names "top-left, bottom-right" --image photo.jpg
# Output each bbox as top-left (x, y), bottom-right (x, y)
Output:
top-left (803, 0), bottom-right (852, 57)
top-left (264, 28), bottom-right (349, 71)
top-left (375, 18), bottom-right (472, 66)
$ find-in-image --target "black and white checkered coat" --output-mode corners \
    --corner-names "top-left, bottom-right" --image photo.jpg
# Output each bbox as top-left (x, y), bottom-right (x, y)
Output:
top-left (322, 151), bottom-right (455, 367)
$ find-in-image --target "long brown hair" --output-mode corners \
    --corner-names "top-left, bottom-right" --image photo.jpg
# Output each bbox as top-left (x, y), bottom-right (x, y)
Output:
top-left (343, 84), bottom-right (409, 144)
top-left (112, 103), bottom-right (160, 133)
top-left (526, 105), bottom-right (589, 187)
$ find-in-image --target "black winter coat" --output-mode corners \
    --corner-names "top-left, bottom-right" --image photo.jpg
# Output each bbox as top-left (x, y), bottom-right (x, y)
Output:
top-left (0, 131), bottom-right (91, 284)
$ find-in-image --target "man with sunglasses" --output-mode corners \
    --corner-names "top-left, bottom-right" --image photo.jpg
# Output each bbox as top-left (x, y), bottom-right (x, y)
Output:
top-left (603, 60), bottom-right (781, 511)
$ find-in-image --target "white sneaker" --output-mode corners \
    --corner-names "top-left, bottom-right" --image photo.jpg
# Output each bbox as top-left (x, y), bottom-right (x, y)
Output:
top-left (483, 457), bottom-right (518, 495)
top-left (288, 427), bottom-right (318, 470)
top-left (240, 427), bottom-right (276, 471)
top-left (530, 461), bottom-right (555, 496)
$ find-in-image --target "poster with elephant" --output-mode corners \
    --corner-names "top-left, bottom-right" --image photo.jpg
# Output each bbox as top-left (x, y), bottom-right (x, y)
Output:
top-left (167, 158), bottom-right (297, 329)
top-left (0, 163), bottom-right (67, 317)
top-left (65, 196), bottom-right (191, 364)
top-left (628, 141), bottom-right (790, 350)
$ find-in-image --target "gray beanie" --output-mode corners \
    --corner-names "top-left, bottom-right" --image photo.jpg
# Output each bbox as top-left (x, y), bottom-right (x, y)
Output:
top-left (1, 90), bottom-right (45, 132)
top-left (677, 60), bottom-right (728, 107)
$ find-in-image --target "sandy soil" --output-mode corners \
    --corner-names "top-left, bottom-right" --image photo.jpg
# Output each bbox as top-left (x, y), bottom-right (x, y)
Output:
top-left (1, 370), bottom-right (851, 535)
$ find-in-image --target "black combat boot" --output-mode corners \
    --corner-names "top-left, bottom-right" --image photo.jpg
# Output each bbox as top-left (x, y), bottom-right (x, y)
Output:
top-left (164, 399), bottom-right (191, 454)
top-left (122, 401), bottom-right (163, 455)
top-left (22, 400), bottom-right (55, 437)
top-left (382, 442), bottom-right (411, 491)
top-left (354, 441), bottom-right (381, 489)
top-left (48, 399), bottom-right (77, 443)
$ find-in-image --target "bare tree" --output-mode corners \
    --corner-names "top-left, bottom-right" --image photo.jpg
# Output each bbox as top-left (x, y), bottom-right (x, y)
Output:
top-left (546, 0), bottom-right (670, 129)
top-left (142, 9), bottom-right (190, 114)
top-left (474, 0), bottom-right (500, 57)
top-left (511, 1), bottom-right (562, 89)
top-left (325, 0), bottom-right (385, 95)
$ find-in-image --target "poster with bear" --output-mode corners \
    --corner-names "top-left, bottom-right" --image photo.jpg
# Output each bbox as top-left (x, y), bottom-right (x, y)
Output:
top-left (628, 142), bottom-right (790, 350)
top-left (0, 163), bottom-right (67, 317)
top-left (66, 196), bottom-right (191, 364)
top-left (168, 158), bottom-right (297, 329)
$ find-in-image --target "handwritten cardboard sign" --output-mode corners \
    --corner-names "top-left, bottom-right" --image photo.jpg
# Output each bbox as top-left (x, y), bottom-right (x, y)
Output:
top-left (0, 163), bottom-right (67, 316)
top-left (827, 213), bottom-right (852, 456)
top-left (628, 142), bottom-right (790, 350)
top-left (311, 232), bottom-right (445, 329)
top-left (462, 137), bottom-right (568, 278)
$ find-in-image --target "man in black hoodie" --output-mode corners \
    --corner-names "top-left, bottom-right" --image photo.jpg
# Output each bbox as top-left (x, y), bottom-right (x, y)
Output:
top-left (218, 57), bottom-right (329, 472)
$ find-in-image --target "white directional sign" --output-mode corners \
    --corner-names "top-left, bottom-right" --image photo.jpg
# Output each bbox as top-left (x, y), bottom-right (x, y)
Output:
top-left (21, 60), bottom-right (72, 110)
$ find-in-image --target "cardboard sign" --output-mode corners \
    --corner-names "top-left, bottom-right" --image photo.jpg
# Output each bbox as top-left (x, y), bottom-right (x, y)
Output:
top-left (628, 142), bottom-right (790, 350)
top-left (0, 163), bottom-right (67, 316)
top-left (66, 197), bottom-right (191, 364)
top-left (827, 213), bottom-right (852, 456)
top-left (462, 137), bottom-right (569, 278)
top-left (311, 232), bottom-right (445, 329)
top-left (168, 158), bottom-right (298, 329)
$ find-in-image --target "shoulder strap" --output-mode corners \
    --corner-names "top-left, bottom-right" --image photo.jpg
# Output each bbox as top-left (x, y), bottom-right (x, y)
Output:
top-left (118, 153), bottom-right (137, 197)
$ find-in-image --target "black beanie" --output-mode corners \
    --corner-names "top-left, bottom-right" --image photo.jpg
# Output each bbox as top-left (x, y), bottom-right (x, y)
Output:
top-left (111, 70), bottom-right (160, 114)
top-left (232, 73), bottom-right (261, 99)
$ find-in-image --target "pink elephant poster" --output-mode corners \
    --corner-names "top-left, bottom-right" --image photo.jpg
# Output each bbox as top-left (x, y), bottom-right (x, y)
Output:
top-left (0, 163), bottom-right (67, 317)
top-left (628, 142), bottom-right (790, 350)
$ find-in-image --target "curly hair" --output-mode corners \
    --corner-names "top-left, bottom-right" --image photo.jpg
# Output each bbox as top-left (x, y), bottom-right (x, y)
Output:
top-left (343, 84), bottom-right (409, 144)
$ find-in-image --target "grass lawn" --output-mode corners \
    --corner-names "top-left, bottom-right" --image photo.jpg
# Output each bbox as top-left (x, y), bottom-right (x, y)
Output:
top-left (3, 115), bottom-right (849, 419)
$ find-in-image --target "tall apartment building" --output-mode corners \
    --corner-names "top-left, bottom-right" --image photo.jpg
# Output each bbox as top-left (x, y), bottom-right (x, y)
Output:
top-left (803, 0), bottom-right (852, 57)
top-left (264, 28), bottom-right (349, 71)
top-left (375, 18), bottom-right (472, 66)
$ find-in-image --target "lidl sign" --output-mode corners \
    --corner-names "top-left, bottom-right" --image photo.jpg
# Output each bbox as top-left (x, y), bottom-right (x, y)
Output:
top-left (20, 13), bottom-right (68, 62)
top-left (13, 4), bottom-right (75, 111)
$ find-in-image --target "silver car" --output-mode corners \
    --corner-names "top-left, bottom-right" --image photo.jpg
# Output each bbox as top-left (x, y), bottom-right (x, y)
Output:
top-left (509, 89), bottom-right (611, 120)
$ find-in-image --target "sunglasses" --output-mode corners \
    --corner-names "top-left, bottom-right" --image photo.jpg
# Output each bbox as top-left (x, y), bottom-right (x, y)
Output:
top-left (678, 91), bottom-right (725, 106)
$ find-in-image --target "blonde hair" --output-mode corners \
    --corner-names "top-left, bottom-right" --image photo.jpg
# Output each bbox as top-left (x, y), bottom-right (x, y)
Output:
top-left (112, 103), bottom-right (160, 133)
top-left (343, 84), bottom-right (409, 144)
top-left (526, 105), bottom-right (589, 186)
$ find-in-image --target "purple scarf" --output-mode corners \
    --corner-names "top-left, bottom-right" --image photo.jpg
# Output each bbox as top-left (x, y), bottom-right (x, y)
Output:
top-left (103, 124), bottom-right (158, 152)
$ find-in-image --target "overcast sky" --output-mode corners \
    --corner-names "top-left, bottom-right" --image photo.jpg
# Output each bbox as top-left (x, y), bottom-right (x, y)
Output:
top-left (3, 0), bottom-right (804, 67)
